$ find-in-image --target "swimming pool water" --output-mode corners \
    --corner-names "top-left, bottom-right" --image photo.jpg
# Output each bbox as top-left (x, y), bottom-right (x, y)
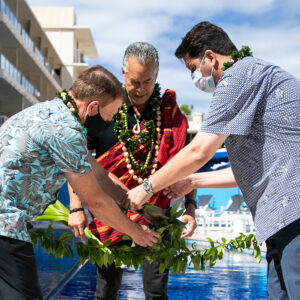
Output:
top-left (35, 241), bottom-right (267, 300)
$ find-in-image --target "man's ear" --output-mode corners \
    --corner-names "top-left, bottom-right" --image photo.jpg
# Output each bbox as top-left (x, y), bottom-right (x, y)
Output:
top-left (86, 100), bottom-right (99, 116)
top-left (68, 90), bottom-right (74, 99)
top-left (121, 67), bottom-right (127, 83)
top-left (204, 49), bottom-right (217, 67)
top-left (121, 66), bottom-right (125, 75)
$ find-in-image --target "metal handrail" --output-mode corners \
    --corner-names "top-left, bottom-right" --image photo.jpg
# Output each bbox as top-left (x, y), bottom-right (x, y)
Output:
top-left (44, 260), bottom-right (88, 300)
top-left (0, 52), bottom-right (45, 100)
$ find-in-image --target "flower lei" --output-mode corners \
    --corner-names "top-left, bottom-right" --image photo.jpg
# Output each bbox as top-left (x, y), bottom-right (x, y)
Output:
top-left (221, 46), bottom-right (253, 71)
top-left (112, 83), bottom-right (162, 183)
top-left (56, 89), bottom-right (87, 133)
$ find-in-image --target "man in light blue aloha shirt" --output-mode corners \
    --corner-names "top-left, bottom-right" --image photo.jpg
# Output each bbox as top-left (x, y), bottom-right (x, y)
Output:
top-left (0, 65), bottom-right (159, 300)
top-left (127, 22), bottom-right (300, 300)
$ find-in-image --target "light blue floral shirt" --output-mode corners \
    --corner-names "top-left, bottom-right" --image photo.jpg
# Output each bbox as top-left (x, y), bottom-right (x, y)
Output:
top-left (0, 99), bottom-right (91, 242)
top-left (201, 57), bottom-right (300, 244)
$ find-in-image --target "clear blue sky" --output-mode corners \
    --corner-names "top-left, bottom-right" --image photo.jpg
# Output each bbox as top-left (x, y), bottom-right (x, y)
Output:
top-left (28, 0), bottom-right (300, 113)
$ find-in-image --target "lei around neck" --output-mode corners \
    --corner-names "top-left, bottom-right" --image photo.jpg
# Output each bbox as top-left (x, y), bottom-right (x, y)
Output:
top-left (56, 89), bottom-right (87, 133)
top-left (221, 46), bottom-right (253, 71)
top-left (112, 83), bottom-right (162, 183)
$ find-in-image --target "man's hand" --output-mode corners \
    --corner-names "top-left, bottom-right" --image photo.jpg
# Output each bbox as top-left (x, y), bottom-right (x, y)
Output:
top-left (131, 224), bottom-right (160, 247)
top-left (127, 184), bottom-right (152, 211)
top-left (163, 176), bottom-right (193, 201)
top-left (181, 207), bottom-right (197, 238)
top-left (68, 210), bottom-right (88, 243)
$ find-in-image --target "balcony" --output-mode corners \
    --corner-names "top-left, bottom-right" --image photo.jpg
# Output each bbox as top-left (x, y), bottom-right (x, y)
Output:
top-left (74, 49), bottom-right (85, 64)
top-left (0, 0), bottom-right (61, 87)
top-left (0, 52), bottom-right (44, 102)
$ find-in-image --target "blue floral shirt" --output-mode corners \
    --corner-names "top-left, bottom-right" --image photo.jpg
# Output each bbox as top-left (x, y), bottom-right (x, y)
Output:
top-left (0, 99), bottom-right (91, 242)
top-left (201, 57), bottom-right (300, 244)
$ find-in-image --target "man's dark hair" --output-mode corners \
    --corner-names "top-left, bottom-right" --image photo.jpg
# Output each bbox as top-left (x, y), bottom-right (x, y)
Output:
top-left (70, 65), bottom-right (123, 105)
top-left (175, 21), bottom-right (237, 60)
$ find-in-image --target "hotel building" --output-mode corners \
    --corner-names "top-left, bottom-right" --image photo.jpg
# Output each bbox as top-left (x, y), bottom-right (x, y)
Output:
top-left (0, 0), bottom-right (98, 124)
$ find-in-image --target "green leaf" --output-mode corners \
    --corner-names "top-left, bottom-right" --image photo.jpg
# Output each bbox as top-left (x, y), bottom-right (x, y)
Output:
top-left (255, 253), bottom-right (262, 264)
top-left (96, 253), bottom-right (104, 267)
top-left (103, 253), bottom-right (109, 268)
top-left (103, 239), bottom-right (112, 248)
top-left (34, 200), bottom-right (69, 224)
top-left (55, 243), bottom-right (65, 258)
top-left (206, 237), bottom-right (214, 247)
top-left (119, 235), bottom-right (132, 241)
top-left (172, 209), bottom-right (184, 219)
top-left (159, 262), bottom-right (166, 274)
top-left (173, 239), bottom-right (180, 250)
top-left (157, 227), bottom-right (167, 235)
top-left (170, 204), bottom-right (179, 217)
top-left (115, 257), bottom-right (123, 268)
top-left (192, 255), bottom-right (200, 270)
top-left (59, 232), bottom-right (73, 241)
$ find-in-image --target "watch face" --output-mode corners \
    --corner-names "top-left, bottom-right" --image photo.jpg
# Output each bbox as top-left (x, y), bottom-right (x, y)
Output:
top-left (143, 179), bottom-right (154, 194)
top-left (144, 180), bottom-right (150, 190)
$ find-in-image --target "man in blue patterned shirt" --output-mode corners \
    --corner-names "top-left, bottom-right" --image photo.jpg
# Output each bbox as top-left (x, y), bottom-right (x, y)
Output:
top-left (0, 65), bottom-right (159, 299)
top-left (128, 22), bottom-right (300, 299)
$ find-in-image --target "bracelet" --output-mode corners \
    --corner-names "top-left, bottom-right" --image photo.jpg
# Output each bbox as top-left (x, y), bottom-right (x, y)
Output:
top-left (185, 199), bottom-right (197, 209)
top-left (69, 208), bottom-right (84, 214)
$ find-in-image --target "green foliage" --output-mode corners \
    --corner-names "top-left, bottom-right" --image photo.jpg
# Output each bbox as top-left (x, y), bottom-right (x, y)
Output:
top-left (34, 200), bottom-right (69, 226)
top-left (180, 104), bottom-right (194, 117)
top-left (112, 84), bottom-right (161, 175)
top-left (31, 200), bottom-right (262, 274)
top-left (117, 129), bottom-right (131, 142)
top-left (221, 45), bottom-right (253, 71)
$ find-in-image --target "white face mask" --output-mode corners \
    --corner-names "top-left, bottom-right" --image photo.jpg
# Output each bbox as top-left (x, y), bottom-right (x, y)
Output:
top-left (191, 57), bottom-right (216, 93)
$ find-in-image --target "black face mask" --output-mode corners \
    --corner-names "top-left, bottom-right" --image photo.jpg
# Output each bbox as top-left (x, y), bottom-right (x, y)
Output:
top-left (83, 108), bottom-right (111, 137)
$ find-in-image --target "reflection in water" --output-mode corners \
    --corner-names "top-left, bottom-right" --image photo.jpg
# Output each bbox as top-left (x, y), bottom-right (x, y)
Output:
top-left (35, 243), bottom-right (267, 300)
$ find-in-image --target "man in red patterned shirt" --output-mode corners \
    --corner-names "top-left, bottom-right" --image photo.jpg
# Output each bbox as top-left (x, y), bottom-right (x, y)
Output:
top-left (68, 42), bottom-right (196, 300)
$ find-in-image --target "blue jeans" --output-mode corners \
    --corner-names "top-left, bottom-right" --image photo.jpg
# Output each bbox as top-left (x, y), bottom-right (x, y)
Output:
top-left (266, 218), bottom-right (300, 300)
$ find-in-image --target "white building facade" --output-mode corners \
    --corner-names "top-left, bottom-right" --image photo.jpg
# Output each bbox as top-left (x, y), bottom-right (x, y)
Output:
top-left (32, 6), bottom-right (98, 89)
top-left (0, 0), bottom-right (65, 119)
top-left (0, 1), bottom-right (98, 123)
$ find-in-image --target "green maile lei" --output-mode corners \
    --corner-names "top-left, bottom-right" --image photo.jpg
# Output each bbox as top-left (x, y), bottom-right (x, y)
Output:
top-left (221, 46), bottom-right (253, 71)
top-left (56, 89), bottom-right (87, 134)
top-left (112, 83), bottom-right (162, 180)
top-left (30, 200), bottom-right (262, 275)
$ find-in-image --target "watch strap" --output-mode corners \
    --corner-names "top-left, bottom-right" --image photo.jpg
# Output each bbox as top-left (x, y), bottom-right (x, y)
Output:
top-left (185, 199), bottom-right (197, 209)
top-left (70, 207), bottom-right (84, 214)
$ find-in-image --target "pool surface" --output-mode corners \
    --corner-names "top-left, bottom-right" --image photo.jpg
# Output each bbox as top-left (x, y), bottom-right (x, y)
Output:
top-left (35, 242), bottom-right (267, 299)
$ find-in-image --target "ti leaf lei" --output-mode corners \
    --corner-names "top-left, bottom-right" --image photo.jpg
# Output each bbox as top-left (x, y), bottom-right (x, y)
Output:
top-left (221, 46), bottom-right (253, 71)
top-left (30, 200), bottom-right (262, 275)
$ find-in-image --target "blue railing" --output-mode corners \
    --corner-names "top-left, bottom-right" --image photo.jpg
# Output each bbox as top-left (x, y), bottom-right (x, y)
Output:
top-left (0, 0), bottom-right (61, 86)
top-left (0, 53), bottom-right (44, 100)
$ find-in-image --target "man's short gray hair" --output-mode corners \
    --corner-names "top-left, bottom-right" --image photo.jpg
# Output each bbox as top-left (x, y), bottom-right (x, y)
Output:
top-left (122, 42), bottom-right (159, 73)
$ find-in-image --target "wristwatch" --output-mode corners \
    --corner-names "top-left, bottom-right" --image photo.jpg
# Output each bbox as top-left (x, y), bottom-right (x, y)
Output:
top-left (143, 179), bottom-right (156, 194)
